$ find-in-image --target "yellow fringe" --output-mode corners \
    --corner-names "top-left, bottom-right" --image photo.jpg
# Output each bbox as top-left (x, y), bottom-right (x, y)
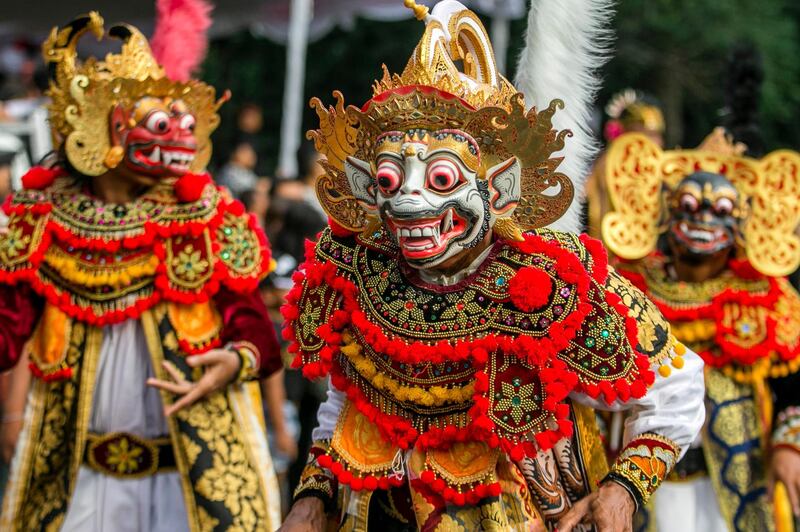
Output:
top-left (44, 251), bottom-right (159, 288)
top-left (340, 332), bottom-right (475, 407)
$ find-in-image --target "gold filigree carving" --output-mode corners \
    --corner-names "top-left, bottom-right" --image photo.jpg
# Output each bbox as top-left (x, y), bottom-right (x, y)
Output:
top-left (602, 131), bottom-right (800, 276)
top-left (307, 7), bottom-right (574, 233)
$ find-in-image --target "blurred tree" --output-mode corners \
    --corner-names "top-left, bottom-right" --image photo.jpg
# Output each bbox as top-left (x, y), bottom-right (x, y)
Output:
top-left (203, 31), bottom-right (286, 173)
top-left (600, 0), bottom-right (800, 149)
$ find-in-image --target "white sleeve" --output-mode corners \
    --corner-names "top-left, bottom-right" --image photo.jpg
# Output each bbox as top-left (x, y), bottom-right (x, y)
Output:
top-left (311, 379), bottom-right (346, 441)
top-left (570, 347), bottom-right (706, 459)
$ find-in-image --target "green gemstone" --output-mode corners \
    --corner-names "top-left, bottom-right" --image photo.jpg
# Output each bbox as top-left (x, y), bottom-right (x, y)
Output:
top-left (585, 338), bottom-right (595, 348)
top-left (512, 396), bottom-right (521, 406)
top-left (221, 251), bottom-right (230, 259)
top-left (601, 330), bottom-right (610, 338)
top-left (223, 227), bottom-right (233, 235)
top-left (512, 377), bottom-right (522, 387)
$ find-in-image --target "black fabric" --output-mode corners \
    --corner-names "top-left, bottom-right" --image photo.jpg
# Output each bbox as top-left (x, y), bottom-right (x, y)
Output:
top-left (771, 371), bottom-right (800, 421)
top-left (671, 446), bottom-right (707, 478)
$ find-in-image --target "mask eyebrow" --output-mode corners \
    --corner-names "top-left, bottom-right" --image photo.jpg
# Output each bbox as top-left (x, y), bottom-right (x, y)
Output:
top-left (418, 149), bottom-right (478, 176)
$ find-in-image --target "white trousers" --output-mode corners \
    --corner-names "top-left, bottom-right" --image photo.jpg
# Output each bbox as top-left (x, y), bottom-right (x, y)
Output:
top-left (61, 320), bottom-right (189, 532)
top-left (653, 477), bottom-right (728, 532)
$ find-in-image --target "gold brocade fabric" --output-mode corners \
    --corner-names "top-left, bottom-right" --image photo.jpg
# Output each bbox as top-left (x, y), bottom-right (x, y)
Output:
top-left (0, 305), bottom-right (278, 532)
top-left (703, 368), bottom-right (774, 532)
top-left (0, 320), bottom-right (97, 531)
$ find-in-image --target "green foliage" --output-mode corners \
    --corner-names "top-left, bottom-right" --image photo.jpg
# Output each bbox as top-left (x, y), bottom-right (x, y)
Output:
top-left (603, 0), bottom-right (800, 149)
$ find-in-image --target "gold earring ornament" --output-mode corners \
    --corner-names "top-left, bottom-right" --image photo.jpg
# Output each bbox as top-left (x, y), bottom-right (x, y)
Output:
top-left (104, 146), bottom-right (124, 169)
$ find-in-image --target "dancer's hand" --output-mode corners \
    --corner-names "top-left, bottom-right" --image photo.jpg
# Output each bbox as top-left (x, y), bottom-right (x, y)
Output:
top-left (770, 447), bottom-right (800, 516)
top-left (147, 350), bottom-right (241, 416)
top-left (556, 481), bottom-right (635, 532)
top-left (278, 497), bottom-right (326, 532)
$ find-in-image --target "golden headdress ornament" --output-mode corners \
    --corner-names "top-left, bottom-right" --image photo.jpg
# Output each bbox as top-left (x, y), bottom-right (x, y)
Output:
top-left (307, 0), bottom-right (574, 237)
top-left (605, 88), bottom-right (665, 135)
top-left (43, 12), bottom-right (223, 176)
top-left (602, 128), bottom-right (800, 277)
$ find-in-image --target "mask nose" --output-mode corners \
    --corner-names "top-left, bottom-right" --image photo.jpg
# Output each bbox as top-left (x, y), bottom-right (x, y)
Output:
top-left (398, 181), bottom-right (422, 195)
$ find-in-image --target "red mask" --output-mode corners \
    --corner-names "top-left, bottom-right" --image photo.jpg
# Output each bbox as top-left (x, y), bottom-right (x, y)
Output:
top-left (110, 97), bottom-right (198, 179)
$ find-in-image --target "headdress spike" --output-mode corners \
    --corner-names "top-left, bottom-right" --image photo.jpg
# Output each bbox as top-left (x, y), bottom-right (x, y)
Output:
top-left (404, 0), bottom-right (429, 21)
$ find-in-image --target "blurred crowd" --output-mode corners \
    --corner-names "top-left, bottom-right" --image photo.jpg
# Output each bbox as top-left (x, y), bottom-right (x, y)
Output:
top-left (214, 102), bottom-right (330, 511)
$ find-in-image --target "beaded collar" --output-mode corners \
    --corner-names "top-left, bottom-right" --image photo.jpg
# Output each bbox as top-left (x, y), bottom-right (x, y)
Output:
top-left (283, 227), bottom-right (674, 502)
top-left (0, 173), bottom-right (270, 326)
top-left (618, 254), bottom-right (800, 380)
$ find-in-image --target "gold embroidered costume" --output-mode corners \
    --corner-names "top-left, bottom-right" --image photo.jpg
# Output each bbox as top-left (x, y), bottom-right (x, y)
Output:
top-left (603, 129), bottom-right (800, 532)
top-left (284, 2), bottom-right (706, 530)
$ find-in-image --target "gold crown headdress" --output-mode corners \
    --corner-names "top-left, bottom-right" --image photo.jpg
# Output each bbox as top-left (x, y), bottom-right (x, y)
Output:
top-left (605, 88), bottom-right (665, 134)
top-left (307, 0), bottom-right (573, 237)
top-left (43, 12), bottom-right (223, 176)
top-left (602, 128), bottom-right (800, 277)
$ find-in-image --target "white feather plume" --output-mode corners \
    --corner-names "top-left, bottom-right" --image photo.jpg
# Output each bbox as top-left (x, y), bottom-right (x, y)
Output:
top-left (514, 0), bottom-right (615, 234)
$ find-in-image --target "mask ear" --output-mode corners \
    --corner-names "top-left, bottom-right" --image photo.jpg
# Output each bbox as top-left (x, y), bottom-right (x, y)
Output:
top-left (487, 157), bottom-right (521, 216)
top-left (108, 105), bottom-right (127, 147)
top-left (345, 156), bottom-right (377, 210)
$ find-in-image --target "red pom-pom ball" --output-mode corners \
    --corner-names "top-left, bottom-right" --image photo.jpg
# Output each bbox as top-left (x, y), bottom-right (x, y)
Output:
top-left (508, 266), bottom-right (552, 311)
top-left (174, 172), bottom-right (211, 202)
top-left (21, 166), bottom-right (65, 190)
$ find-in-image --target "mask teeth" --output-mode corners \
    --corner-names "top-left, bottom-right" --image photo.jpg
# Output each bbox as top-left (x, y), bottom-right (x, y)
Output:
top-left (442, 209), bottom-right (454, 233)
top-left (432, 224), bottom-right (440, 246)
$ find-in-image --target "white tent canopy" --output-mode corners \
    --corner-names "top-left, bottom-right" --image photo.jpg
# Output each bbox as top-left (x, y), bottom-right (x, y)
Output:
top-left (0, 0), bottom-right (524, 43)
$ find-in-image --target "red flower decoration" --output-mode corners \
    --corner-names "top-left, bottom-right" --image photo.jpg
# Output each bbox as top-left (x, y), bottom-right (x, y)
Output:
top-left (508, 266), bottom-right (553, 312)
top-left (21, 166), bottom-right (65, 190)
top-left (174, 172), bottom-right (211, 202)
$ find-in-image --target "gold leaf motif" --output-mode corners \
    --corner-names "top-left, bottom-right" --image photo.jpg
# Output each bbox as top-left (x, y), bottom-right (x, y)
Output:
top-left (308, 7), bottom-right (575, 233)
top-left (601, 133), bottom-right (664, 259)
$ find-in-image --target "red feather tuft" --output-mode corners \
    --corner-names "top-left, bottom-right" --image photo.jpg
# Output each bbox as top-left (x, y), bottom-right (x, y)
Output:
top-left (151, 0), bottom-right (213, 81)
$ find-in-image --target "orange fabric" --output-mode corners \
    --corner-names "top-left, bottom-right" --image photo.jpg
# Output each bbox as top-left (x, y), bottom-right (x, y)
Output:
top-left (29, 303), bottom-right (69, 369)
top-left (334, 403), bottom-right (397, 469)
top-left (167, 301), bottom-right (222, 345)
top-left (428, 441), bottom-right (495, 481)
